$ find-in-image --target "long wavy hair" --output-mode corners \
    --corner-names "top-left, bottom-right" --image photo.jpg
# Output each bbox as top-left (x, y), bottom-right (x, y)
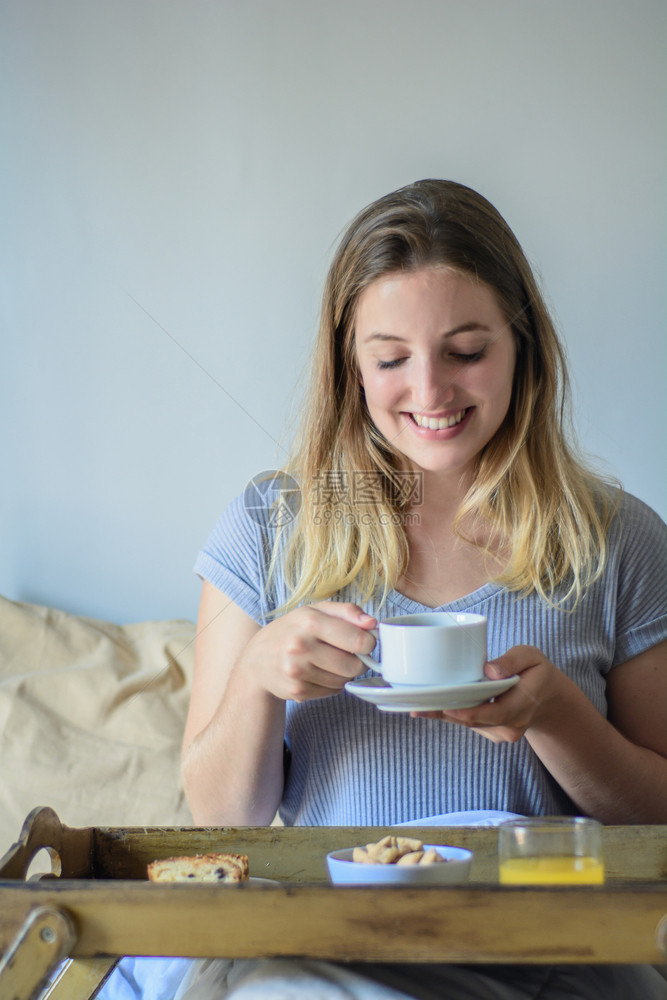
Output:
top-left (274, 179), bottom-right (616, 610)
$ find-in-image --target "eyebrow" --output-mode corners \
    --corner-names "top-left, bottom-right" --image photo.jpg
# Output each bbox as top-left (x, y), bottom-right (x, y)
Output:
top-left (361, 322), bottom-right (492, 344)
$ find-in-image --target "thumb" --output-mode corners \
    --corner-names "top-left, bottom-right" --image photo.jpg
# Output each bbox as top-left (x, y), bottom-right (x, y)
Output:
top-left (485, 645), bottom-right (544, 679)
top-left (484, 660), bottom-right (505, 679)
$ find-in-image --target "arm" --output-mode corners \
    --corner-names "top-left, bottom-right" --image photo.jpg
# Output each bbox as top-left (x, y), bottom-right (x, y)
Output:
top-left (181, 582), bottom-right (282, 826)
top-left (433, 640), bottom-right (667, 824)
top-left (536, 640), bottom-right (667, 823)
top-left (181, 581), bottom-right (376, 826)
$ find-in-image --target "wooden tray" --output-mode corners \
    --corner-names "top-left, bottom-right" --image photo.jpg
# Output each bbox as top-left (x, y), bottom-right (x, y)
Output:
top-left (1, 807), bottom-right (666, 1000)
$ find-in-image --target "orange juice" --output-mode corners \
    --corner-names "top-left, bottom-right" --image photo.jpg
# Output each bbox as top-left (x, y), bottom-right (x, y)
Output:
top-left (499, 855), bottom-right (605, 885)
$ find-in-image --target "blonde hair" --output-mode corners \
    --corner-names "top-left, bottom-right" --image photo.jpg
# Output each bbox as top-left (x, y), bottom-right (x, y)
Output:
top-left (275, 179), bottom-right (616, 611)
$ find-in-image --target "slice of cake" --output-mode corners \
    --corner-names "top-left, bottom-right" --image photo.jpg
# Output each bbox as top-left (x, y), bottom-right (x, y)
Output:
top-left (147, 852), bottom-right (249, 883)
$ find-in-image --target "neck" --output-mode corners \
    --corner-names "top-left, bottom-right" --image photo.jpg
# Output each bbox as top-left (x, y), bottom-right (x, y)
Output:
top-left (415, 467), bottom-right (474, 522)
top-left (398, 471), bottom-right (506, 608)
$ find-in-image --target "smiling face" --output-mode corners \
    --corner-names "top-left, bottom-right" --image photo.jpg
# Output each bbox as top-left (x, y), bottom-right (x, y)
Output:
top-left (354, 267), bottom-right (517, 485)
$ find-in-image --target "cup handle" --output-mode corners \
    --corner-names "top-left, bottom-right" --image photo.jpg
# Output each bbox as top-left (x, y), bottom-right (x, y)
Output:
top-left (356, 628), bottom-right (379, 673)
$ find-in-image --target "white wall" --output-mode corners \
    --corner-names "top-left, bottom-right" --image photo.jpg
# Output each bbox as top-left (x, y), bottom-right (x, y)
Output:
top-left (1, 0), bottom-right (665, 624)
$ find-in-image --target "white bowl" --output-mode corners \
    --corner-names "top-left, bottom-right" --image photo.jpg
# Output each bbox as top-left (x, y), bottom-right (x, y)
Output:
top-left (326, 845), bottom-right (472, 886)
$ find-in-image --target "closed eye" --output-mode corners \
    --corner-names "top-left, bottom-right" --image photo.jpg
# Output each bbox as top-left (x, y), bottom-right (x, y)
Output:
top-left (450, 349), bottom-right (486, 363)
top-left (376, 357), bottom-right (407, 370)
top-left (377, 348), bottom-right (486, 370)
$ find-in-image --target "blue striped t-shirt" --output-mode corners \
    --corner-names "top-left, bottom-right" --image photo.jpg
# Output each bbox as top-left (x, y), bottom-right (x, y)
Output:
top-left (194, 488), bottom-right (666, 826)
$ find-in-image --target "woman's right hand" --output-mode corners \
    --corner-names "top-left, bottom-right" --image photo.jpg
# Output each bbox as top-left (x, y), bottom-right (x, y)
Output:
top-left (239, 601), bottom-right (378, 703)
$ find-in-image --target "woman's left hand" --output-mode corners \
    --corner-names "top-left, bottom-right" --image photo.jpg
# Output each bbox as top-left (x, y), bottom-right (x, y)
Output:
top-left (414, 640), bottom-right (667, 822)
top-left (411, 644), bottom-right (567, 743)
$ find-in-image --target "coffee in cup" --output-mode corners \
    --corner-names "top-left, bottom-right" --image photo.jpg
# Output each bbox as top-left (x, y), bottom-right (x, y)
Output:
top-left (356, 612), bottom-right (487, 687)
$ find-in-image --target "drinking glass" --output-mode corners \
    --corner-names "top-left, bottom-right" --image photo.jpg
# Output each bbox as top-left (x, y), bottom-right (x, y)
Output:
top-left (498, 817), bottom-right (604, 885)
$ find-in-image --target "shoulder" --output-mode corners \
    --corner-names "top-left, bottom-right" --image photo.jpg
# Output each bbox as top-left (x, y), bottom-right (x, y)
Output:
top-left (198, 490), bottom-right (271, 565)
top-left (194, 472), bottom-right (300, 622)
top-left (612, 488), bottom-right (665, 528)
top-left (598, 489), bottom-right (667, 662)
top-left (203, 471), bottom-right (301, 555)
top-left (605, 488), bottom-right (666, 561)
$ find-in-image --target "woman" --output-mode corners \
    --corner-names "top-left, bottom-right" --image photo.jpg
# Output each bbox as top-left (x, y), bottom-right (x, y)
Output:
top-left (180, 180), bottom-right (667, 999)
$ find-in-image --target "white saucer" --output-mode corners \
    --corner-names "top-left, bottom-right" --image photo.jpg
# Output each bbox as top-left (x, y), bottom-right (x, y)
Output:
top-left (345, 675), bottom-right (519, 712)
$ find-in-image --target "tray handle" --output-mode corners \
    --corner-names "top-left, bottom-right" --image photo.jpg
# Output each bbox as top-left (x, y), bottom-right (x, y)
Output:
top-left (0, 807), bottom-right (92, 881)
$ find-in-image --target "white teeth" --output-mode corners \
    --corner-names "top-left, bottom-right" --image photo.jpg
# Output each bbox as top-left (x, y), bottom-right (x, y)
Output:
top-left (413, 410), bottom-right (466, 430)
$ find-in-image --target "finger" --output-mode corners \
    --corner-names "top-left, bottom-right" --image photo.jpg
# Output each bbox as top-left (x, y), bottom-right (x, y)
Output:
top-left (444, 683), bottom-right (526, 724)
top-left (409, 693), bottom-right (511, 722)
top-left (297, 605), bottom-right (378, 660)
top-left (282, 634), bottom-right (378, 696)
top-left (310, 601), bottom-right (377, 630)
top-left (275, 621), bottom-right (374, 689)
top-left (408, 709), bottom-right (510, 734)
top-left (305, 637), bottom-right (372, 682)
top-left (484, 644), bottom-right (544, 680)
top-left (281, 669), bottom-right (351, 701)
top-left (416, 711), bottom-right (524, 745)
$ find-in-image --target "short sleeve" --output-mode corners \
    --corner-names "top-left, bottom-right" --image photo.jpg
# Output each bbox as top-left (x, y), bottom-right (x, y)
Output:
top-left (611, 494), bottom-right (667, 666)
top-left (193, 491), bottom-right (286, 625)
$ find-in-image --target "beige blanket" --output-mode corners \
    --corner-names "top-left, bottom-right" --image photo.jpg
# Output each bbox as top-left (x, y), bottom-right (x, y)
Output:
top-left (0, 595), bottom-right (196, 852)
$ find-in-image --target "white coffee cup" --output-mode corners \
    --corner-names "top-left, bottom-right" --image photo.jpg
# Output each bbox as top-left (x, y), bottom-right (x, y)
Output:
top-left (357, 612), bottom-right (487, 687)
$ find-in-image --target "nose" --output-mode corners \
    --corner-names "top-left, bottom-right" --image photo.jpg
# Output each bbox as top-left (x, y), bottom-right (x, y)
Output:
top-left (414, 356), bottom-right (456, 412)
